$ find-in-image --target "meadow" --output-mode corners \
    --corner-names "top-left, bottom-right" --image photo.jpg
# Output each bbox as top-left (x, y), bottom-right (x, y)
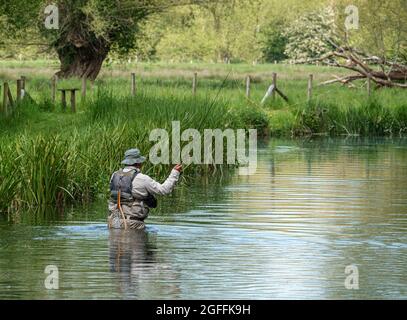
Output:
top-left (0, 60), bottom-right (406, 212)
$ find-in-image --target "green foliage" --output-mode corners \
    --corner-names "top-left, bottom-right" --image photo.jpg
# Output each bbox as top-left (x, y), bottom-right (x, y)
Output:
top-left (1, 61), bottom-right (407, 213)
top-left (0, 84), bottom-right (258, 212)
top-left (15, 135), bottom-right (73, 207)
top-left (0, 144), bottom-right (18, 213)
top-left (233, 105), bottom-right (269, 134)
top-left (0, 1), bottom-right (42, 32)
top-left (291, 98), bottom-right (407, 137)
top-left (136, 0), bottom-right (326, 63)
top-left (1, 0), bottom-right (406, 65)
top-left (335, 0), bottom-right (407, 61)
top-left (260, 21), bottom-right (288, 63)
top-left (283, 6), bottom-right (335, 62)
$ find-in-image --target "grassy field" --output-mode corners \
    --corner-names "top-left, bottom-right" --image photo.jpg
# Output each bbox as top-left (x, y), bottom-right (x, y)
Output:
top-left (1, 59), bottom-right (406, 136)
top-left (0, 60), bottom-right (407, 212)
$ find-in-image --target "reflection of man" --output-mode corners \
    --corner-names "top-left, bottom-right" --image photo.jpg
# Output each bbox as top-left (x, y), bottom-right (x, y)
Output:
top-left (108, 229), bottom-right (181, 298)
top-left (108, 229), bottom-right (154, 274)
top-left (108, 148), bottom-right (182, 230)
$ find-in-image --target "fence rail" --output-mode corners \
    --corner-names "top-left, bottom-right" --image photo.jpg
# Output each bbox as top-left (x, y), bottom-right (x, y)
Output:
top-left (0, 71), bottom-right (379, 116)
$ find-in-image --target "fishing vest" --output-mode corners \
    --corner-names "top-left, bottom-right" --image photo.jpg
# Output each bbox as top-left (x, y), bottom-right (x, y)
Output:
top-left (110, 169), bottom-right (138, 203)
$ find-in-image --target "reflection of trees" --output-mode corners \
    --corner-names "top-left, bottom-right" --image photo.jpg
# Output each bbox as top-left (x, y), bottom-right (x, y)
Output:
top-left (267, 137), bottom-right (407, 299)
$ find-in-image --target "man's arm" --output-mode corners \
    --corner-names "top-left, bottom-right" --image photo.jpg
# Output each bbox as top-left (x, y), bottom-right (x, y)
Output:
top-left (141, 165), bottom-right (182, 196)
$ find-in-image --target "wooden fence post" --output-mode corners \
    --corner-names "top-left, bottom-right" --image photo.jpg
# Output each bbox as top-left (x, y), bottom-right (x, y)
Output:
top-left (246, 75), bottom-right (251, 98)
top-left (367, 76), bottom-right (371, 97)
top-left (131, 73), bottom-right (136, 96)
top-left (61, 90), bottom-right (66, 111)
top-left (272, 72), bottom-right (277, 99)
top-left (21, 76), bottom-right (26, 98)
top-left (307, 74), bottom-right (313, 102)
top-left (192, 72), bottom-right (197, 95)
top-left (7, 89), bottom-right (13, 103)
top-left (3, 82), bottom-right (9, 115)
top-left (51, 76), bottom-right (57, 103)
top-left (70, 90), bottom-right (76, 113)
top-left (81, 76), bottom-right (87, 101)
top-left (20, 76), bottom-right (26, 90)
top-left (17, 79), bottom-right (22, 102)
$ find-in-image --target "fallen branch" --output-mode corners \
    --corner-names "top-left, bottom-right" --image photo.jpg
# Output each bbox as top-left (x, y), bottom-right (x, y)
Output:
top-left (301, 37), bottom-right (407, 89)
top-left (319, 74), bottom-right (365, 86)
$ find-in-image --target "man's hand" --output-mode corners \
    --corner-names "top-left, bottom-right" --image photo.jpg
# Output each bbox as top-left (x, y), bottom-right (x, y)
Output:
top-left (174, 164), bottom-right (182, 172)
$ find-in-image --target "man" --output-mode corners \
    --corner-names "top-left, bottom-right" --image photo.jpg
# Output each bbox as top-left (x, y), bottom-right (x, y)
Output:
top-left (108, 148), bottom-right (182, 230)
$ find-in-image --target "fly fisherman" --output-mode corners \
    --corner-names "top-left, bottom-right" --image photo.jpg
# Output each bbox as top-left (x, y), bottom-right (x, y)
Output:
top-left (108, 148), bottom-right (182, 230)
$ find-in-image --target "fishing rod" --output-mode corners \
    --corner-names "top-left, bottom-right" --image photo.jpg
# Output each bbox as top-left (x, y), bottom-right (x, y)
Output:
top-left (182, 70), bottom-right (232, 172)
top-left (141, 70), bottom-right (231, 181)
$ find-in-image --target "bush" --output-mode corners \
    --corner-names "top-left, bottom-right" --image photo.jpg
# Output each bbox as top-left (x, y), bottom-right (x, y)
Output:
top-left (235, 105), bottom-right (269, 135)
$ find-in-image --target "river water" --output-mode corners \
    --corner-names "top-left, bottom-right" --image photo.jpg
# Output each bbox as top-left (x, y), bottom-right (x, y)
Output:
top-left (1, 138), bottom-right (406, 299)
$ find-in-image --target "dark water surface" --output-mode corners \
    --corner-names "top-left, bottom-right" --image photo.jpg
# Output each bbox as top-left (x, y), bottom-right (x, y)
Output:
top-left (1, 138), bottom-right (406, 299)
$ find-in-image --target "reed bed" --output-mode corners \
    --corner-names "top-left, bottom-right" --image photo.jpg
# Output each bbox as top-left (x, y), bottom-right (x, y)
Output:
top-left (0, 89), bottom-right (258, 212)
top-left (1, 62), bottom-right (407, 213)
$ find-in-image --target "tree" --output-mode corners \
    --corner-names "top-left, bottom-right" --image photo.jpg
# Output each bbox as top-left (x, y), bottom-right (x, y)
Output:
top-left (317, 41), bottom-right (407, 88)
top-left (334, 0), bottom-right (407, 62)
top-left (301, 1), bottom-right (407, 88)
top-left (0, 0), bottom-right (155, 79)
top-left (152, 0), bottom-right (286, 63)
top-left (283, 6), bottom-right (336, 62)
top-left (1, 0), bottom-right (219, 79)
top-left (260, 20), bottom-right (288, 63)
top-left (46, 0), bottom-right (158, 79)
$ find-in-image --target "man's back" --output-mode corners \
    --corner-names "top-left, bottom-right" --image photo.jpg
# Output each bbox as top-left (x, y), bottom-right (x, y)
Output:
top-left (107, 149), bottom-right (182, 230)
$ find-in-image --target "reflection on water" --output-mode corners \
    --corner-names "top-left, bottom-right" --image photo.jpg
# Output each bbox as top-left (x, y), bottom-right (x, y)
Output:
top-left (108, 229), bottom-right (181, 298)
top-left (0, 137), bottom-right (406, 299)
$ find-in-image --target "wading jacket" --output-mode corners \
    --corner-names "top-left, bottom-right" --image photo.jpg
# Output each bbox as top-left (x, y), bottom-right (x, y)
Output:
top-left (108, 166), bottom-right (180, 221)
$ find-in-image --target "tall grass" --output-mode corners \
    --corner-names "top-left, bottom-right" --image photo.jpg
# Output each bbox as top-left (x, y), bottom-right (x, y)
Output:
top-left (291, 99), bottom-right (407, 136)
top-left (0, 61), bottom-right (406, 213)
top-left (0, 144), bottom-right (18, 213)
top-left (15, 135), bottom-right (73, 207)
top-left (0, 89), bottom-right (259, 212)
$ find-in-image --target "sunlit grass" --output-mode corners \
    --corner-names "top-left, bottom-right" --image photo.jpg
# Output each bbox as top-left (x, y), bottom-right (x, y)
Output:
top-left (0, 88), bottom-right (258, 212)
top-left (0, 61), bottom-right (406, 212)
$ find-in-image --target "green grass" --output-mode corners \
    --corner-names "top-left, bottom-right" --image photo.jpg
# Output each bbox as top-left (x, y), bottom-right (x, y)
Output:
top-left (2, 60), bottom-right (406, 137)
top-left (0, 85), bottom-right (259, 212)
top-left (0, 60), bottom-right (407, 212)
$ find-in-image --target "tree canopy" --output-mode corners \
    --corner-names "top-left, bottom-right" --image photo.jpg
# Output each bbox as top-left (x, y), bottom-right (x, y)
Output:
top-left (1, 0), bottom-right (405, 78)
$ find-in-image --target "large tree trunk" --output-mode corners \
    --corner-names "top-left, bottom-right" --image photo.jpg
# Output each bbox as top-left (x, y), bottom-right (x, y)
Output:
top-left (55, 41), bottom-right (110, 80)
top-left (52, 2), bottom-right (111, 81)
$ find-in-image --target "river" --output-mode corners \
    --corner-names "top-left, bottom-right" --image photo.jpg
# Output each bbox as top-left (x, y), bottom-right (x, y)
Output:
top-left (1, 137), bottom-right (406, 299)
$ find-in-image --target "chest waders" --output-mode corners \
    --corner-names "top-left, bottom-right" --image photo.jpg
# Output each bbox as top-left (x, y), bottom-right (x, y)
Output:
top-left (109, 169), bottom-right (138, 230)
top-left (117, 189), bottom-right (127, 230)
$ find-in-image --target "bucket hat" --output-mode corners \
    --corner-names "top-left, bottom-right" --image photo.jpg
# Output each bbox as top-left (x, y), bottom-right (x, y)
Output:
top-left (121, 148), bottom-right (146, 165)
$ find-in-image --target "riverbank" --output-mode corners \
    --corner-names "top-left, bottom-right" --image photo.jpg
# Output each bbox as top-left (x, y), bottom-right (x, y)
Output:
top-left (1, 61), bottom-right (407, 137)
top-left (1, 61), bottom-right (407, 212)
top-left (0, 89), bottom-right (257, 213)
